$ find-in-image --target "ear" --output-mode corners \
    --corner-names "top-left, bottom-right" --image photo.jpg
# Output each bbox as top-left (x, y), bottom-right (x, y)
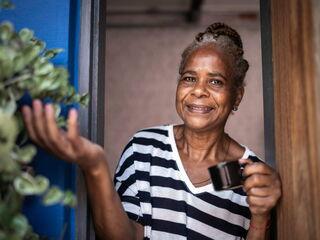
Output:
top-left (234, 86), bottom-right (244, 107)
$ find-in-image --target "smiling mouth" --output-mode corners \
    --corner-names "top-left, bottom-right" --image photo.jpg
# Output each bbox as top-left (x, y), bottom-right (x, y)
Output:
top-left (186, 104), bottom-right (214, 114)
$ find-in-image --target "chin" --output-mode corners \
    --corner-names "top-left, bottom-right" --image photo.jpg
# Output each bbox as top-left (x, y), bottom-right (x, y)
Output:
top-left (183, 118), bottom-right (218, 132)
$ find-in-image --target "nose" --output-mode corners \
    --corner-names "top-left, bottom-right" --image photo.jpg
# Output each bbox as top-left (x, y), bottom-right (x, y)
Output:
top-left (191, 80), bottom-right (210, 98)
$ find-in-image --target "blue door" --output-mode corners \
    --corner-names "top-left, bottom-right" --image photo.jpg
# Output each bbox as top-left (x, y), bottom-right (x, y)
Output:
top-left (0, 0), bottom-right (81, 239)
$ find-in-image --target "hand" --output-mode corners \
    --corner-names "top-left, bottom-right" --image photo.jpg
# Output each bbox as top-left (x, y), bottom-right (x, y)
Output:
top-left (22, 100), bottom-right (105, 170)
top-left (239, 159), bottom-right (281, 219)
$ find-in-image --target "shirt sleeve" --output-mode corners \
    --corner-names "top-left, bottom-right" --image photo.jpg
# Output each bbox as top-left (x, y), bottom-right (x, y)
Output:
top-left (114, 139), bottom-right (144, 225)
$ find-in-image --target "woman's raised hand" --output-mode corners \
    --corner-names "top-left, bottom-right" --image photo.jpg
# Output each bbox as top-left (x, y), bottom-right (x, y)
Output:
top-left (22, 100), bottom-right (105, 170)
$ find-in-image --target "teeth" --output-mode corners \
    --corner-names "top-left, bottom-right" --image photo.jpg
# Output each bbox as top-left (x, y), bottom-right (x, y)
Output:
top-left (188, 105), bottom-right (213, 112)
top-left (191, 106), bottom-right (210, 111)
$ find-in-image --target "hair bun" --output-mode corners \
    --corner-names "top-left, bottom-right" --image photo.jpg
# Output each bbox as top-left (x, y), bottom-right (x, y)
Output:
top-left (196, 22), bottom-right (243, 49)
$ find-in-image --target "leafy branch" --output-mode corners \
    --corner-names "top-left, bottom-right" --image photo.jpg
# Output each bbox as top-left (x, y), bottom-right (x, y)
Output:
top-left (0, 13), bottom-right (88, 240)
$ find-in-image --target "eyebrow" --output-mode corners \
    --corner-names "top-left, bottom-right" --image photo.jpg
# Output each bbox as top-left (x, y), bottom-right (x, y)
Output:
top-left (182, 70), bottom-right (228, 81)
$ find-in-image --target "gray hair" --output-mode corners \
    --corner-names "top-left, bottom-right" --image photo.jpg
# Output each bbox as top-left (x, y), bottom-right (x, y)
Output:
top-left (179, 23), bottom-right (249, 88)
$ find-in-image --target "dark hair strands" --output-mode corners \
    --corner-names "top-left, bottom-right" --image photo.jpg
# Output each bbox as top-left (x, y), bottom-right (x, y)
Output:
top-left (179, 22), bottom-right (249, 88)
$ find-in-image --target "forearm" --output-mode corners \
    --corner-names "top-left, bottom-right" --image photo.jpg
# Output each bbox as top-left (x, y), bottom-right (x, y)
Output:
top-left (81, 158), bottom-right (137, 240)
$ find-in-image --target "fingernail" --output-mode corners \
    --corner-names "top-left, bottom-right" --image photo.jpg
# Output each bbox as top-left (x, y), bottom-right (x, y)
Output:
top-left (68, 108), bottom-right (77, 117)
top-left (33, 99), bottom-right (42, 108)
top-left (44, 104), bottom-right (52, 113)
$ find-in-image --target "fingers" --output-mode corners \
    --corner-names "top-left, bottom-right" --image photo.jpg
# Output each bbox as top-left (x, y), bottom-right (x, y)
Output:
top-left (44, 104), bottom-right (71, 156)
top-left (32, 100), bottom-right (47, 143)
top-left (22, 100), bottom-right (46, 148)
top-left (243, 174), bottom-right (272, 192)
top-left (22, 105), bottom-right (38, 143)
top-left (243, 161), bottom-right (274, 177)
top-left (67, 108), bottom-right (79, 143)
top-left (246, 196), bottom-right (275, 215)
top-left (242, 161), bottom-right (281, 194)
top-left (247, 193), bottom-right (281, 216)
top-left (240, 159), bottom-right (282, 217)
top-left (21, 100), bottom-right (79, 158)
top-left (44, 104), bottom-right (60, 141)
top-left (246, 186), bottom-right (275, 197)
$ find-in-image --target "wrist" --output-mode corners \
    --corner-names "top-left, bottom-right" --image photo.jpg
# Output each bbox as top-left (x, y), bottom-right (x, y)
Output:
top-left (250, 214), bottom-right (271, 231)
top-left (79, 148), bottom-right (109, 175)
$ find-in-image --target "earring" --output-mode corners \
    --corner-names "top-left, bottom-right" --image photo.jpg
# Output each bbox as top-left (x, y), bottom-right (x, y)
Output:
top-left (232, 106), bottom-right (238, 111)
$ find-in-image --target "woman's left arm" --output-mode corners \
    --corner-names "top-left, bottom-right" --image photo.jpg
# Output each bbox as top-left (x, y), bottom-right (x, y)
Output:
top-left (239, 159), bottom-right (282, 240)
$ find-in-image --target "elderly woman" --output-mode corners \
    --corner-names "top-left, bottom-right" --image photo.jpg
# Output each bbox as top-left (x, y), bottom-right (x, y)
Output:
top-left (22, 23), bottom-right (281, 240)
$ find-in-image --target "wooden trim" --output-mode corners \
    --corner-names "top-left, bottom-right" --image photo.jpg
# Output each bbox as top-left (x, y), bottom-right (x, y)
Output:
top-left (270, 0), bottom-right (320, 238)
top-left (77, 0), bottom-right (106, 239)
top-left (260, 0), bottom-right (276, 169)
top-left (260, 1), bottom-right (277, 239)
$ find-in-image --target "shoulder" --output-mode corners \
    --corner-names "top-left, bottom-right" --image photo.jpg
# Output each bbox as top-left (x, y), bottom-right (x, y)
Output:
top-left (128, 124), bottom-right (174, 153)
top-left (241, 145), bottom-right (263, 163)
top-left (228, 136), bottom-right (262, 162)
top-left (133, 124), bottom-right (171, 138)
top-left (131, 125), bottom-right (172, 146)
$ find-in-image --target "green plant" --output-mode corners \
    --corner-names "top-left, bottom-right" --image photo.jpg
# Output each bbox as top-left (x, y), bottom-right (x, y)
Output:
top-left (0, 2), bottom-right (89, 239)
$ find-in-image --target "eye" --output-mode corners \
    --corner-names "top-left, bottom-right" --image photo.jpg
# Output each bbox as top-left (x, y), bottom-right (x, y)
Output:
top-left (181, 76), bottom-right (196, 83)
top-left (209, 79), bottom-right (224, 86)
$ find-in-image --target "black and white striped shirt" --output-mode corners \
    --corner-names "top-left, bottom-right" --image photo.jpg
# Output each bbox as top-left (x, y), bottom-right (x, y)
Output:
top-left (114, 125), bottom-right (257, 239)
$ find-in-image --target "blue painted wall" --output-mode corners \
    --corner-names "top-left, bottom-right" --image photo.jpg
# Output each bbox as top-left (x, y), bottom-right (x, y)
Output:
top-left (0, 0), bottom-right (80, 239)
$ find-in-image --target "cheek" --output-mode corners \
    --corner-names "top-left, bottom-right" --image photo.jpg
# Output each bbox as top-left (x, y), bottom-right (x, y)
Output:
top-left (175, 89), bottom-right (182, 110)
top-left (175, 86), bottom-right (187, 111)
top-left (175, 85), bottom-right (185, 102)
top-left (210, 91), bottom-right (235, 108)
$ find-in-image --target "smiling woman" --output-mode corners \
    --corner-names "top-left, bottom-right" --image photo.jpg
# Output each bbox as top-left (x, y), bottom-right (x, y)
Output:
top-left (109, 23), bottom-right (281, 239)
top-left (22, 21), bottom-right (281, 239)
top-left (105, 23), bottom-right (266, 176)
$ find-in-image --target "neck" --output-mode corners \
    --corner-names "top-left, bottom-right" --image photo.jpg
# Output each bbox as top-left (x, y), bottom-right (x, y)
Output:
top-left (175, 125), bottom-right (230, 163)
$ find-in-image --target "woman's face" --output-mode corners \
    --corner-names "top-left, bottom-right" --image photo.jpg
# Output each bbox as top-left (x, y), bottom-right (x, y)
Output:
top-left (175, 45), bottom-right (244, 132)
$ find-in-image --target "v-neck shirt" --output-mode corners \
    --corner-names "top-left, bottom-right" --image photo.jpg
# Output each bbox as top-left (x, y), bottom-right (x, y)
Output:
top-left (114, 125), bottom-right (258, 240)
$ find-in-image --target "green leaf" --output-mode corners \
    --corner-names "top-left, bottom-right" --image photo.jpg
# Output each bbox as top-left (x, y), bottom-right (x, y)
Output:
top-left (0, 99), bottom-right (16, 115)
top-left (34, 61), bottom-right (54, 76)
top-left (33, 39), bottom-right (45, 51)
top-left (13, 173), bottom-right (49, 196)
top-left (56, 116), bottom-right (66, 128)
top-left (33, 175), bottom-right (50, 194)
top-left (0, 112), bottom-right (17, 156)
top-left (18, 28), bottom-right (34, 43)
top-left (13, 54), bottom-right (27, 73)
top-left (43, 48), bottom-right (63, 60)
top-left (62, 190), bottom-right (77, 207)
top-left (10, 214), bottom-right (28, 237)
top-left (52, 104), bottom-right (61, 119)
top-left (24, 231), bottom-right (39, 240)
top-left (0, 46), bottom-right (15, 79)
top-left (15, 145), bottom-right (36, 164)
top-left (21, 43), bottom-right (43, 64)
top-left (42, 186), bottom-right (64, 205)
top-left (80, 93), bottom-right (90, 106)
top-left (0, 21), bottom-right (13, 41)
top-left (0, 45), bottom-right (16, 61)
top-left (0, 0), bottom-right (14, 9)
top-left (0, 91), bottom-right (16, 116)
top-left (13, 173), bottom-right (36, 195)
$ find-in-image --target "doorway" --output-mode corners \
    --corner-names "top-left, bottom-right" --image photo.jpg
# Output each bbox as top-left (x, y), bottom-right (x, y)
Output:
top-left (104, 0), bottom-right (265, 175)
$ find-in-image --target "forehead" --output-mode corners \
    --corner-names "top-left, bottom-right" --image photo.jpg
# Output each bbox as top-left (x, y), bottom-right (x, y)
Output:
top-left (183, 45), bottom-right (231, 73)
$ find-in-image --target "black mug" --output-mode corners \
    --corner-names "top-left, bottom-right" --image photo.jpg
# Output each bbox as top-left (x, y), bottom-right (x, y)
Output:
top-left (208, 161), bottom-right (245, 191)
